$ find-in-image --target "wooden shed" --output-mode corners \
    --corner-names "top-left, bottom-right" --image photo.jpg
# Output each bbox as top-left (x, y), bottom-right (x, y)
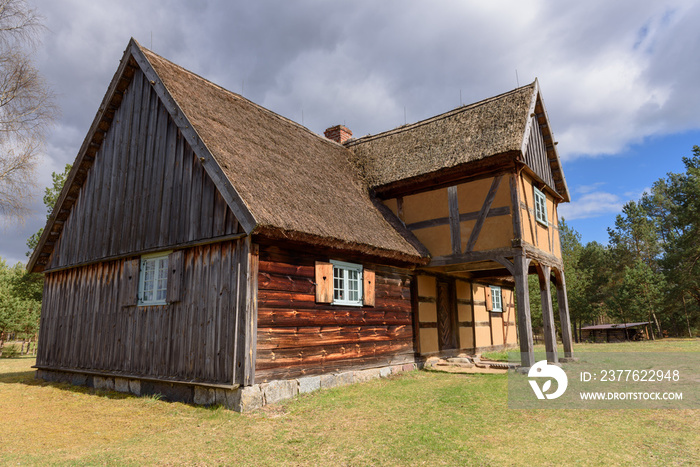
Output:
top-left (29, 39), bottom-right (574, 411)
top-left (581, 322), bottom-right (650, 343)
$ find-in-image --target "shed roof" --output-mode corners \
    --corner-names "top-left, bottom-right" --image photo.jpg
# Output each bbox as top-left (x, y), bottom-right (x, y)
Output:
top-left (580, 322), bottom-right (650, 330)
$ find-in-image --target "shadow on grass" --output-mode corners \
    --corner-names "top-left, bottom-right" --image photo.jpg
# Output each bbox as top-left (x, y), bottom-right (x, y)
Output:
top-left (0, 368), bottom-right (135, 401)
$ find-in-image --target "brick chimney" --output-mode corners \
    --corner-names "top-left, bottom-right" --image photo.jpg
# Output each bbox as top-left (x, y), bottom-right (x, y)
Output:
top-left (324, 125), bottom-right (353, 144)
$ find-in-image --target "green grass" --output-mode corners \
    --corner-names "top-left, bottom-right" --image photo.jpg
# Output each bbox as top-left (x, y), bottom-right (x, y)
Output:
top-left (1, 339), bottom-right (698, 465)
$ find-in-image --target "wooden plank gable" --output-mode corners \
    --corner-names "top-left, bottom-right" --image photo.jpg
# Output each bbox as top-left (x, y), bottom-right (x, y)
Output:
top-left (46, 67), bottom-right (242, 271)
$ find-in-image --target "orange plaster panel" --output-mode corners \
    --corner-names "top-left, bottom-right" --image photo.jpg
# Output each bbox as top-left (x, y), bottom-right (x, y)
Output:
top-left (403, 188), bottom-right (449, 224)
top-left (472, 215), bottom-right (514, 251)
top-left (456, 177), bottom-right (511, 213)
top-left (413, 225), bottom-right (451, 257)
top-left (383, 198), bottom-right (398, 216)
top-left (417, 275), bottom-right (436, 297)
top-left (455, 280), bottom-right (471, 300)
top-left (419, 302), bottom-right (437, 322)
top-left (459, 327), bottom-right (474, 349)
top-left (420, 328), bottom-right (439, 354)
top-left (458, 304), bottom-right (472, 322)
top-left (472, 285), bottom-right (489, 322)
top-left (475, 325), bottom-right (492, 347)
top-left (491, 314), bottom-right (504, 346)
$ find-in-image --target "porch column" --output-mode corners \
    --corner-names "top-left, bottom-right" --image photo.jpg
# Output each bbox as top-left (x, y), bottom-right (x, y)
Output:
top-left (554, 269), bottom-right (574, 359)
top-left (537, 264), bottom-right (558, 363)
top-left (514, 253), bottom-right (534, 368)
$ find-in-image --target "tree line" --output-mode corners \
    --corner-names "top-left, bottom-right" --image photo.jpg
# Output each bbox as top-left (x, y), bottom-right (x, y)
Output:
top-left (554, 146), bottom-right (700, 341)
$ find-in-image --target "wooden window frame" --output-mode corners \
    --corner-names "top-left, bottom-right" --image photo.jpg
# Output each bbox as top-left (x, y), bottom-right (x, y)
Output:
top-left (138, 251), bottom-right (171, 306)
top-left (534, 186), bottom-right (549, 226)
top-left (330, 260), bottom-right (363, 307)
top-left (490, 285), bottom-right (503, 313)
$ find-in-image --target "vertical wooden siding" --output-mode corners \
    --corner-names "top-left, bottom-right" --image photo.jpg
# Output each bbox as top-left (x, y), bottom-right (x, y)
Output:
top-left (47, 68), bottom-right (240, 271)
top-left (255, 245), bottom-right (415, 382)
top-left (37, 239), bottom-right (251, 386)
top-left (524, 115), bottom-right (556, 192)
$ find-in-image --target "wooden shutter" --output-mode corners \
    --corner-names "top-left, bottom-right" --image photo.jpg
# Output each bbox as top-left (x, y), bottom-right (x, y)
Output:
top-left (363, 269), bottom-right (375, 307)
top-left (121, 258), bottom-right (140, 307)
top-left (167, 250), bottom-right (184, 303)
top-left (485, 286), bottom-right (493, 312)
top-left (315, 261), bottom-right (333, 303)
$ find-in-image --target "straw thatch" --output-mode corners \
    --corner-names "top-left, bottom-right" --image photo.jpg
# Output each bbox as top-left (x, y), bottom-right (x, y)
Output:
top-left (142, 48), bottom-right (426, 263)
top-left (346, 84), bottom-right (536, 189)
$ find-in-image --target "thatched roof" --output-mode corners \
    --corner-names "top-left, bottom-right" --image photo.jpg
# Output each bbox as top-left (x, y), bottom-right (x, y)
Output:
top-left (139, 45), bottom-right (426, 262)
top-left (346, 84), bottom-right (536, 189)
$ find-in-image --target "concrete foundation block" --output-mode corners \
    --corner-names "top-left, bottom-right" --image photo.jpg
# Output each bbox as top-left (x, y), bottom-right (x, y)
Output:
top-left (114, 377), bottom-right (130, 393)
top-left (297, 376), bottom-right (321, 394)
top-left (193, 386), bottom-right (216, 406)
top-left (238, 386), bottom-right (263, 413)
top-left (214, 388), bottom-right (238, 409)
top-left (128, 379), bottom-right (141, 396)
top-left (336, 371), bottom-right (354, 387)
top-left (354, 368), bottom-right (381, 383)
top-left (319, 374), bottom-right (337, 389)
top-left (93, 376), bottom-right (114, 391)
top-left (71, 373), bottom-right (89, 387)
top-left (261, 380), bottom-right (298, 405)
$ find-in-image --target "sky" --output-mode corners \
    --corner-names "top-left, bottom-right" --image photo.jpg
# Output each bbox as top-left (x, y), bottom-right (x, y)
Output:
top-left (2, 0), bottom-right (699, 266)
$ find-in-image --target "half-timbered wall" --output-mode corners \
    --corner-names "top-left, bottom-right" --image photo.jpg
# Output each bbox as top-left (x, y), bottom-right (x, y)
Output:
top-left (255, 244), bottom-right (415, 382)
top-left (383, 174), bottom-right (514, 257)
top-left (518, 173), bottom-right (561, 257)
top-left (415, 274), bottom-right (516, 355)
top-left (37, 239), bottom-right (252, 386)
top-left (47, 68), bottom-right (240, 271)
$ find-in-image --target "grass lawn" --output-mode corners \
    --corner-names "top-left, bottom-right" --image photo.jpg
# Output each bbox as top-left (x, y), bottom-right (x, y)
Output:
top-left (0, 339), bottom-right (698, 465)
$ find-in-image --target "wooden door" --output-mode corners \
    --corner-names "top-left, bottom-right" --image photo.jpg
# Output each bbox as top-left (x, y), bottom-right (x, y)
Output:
top-left (437, 279), bottom-right (458, 350)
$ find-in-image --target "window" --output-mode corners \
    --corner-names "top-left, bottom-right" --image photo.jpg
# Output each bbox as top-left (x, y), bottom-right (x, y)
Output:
top-left (490, 286), bottom-right (502, 312)
top-left (534, 186), bottom-right (548, 226)
top-left (138, 252), bottom-right (169, 306)
top-left (331, 260), bottom-right (363, 306)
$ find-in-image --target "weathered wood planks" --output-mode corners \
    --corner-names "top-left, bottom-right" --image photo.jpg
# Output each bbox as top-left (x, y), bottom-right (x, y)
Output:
top-left (255, 244), bottom-right (415, 381)
top-left (46, 68), bottom-right (241, 271)
top-left (36, 239), bottom-right (250, 386)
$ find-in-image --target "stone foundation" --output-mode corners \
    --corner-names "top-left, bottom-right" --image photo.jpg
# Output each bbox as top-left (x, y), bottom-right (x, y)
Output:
top-left (36, 362), bottom-right (421, 413)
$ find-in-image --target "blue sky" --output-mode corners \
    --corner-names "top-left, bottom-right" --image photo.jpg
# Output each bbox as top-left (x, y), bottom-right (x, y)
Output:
top-left (1, 0), bottom-right (699, 265)
top-left (561, 129), bottom-right (700, 244)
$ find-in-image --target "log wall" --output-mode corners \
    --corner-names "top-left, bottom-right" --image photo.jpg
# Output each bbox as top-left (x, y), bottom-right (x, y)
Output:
top-left (46, 67), bottom-right (240, 271)
top-left (255, 244), bottom-right (415, 382)
top-left (37, 239), bottom-right (253, 386)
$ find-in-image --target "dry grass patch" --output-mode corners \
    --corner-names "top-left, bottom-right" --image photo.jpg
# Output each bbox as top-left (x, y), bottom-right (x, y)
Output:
top-left (1, 340), bottom-right (698, 465)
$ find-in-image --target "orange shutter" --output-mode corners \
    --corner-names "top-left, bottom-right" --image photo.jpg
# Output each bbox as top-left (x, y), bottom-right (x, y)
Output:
top-left (315, 261), bottom-right (333, 303)
top-left (363, 269), bottom-right (375, 307)
top-left (485, 286), bottom-right (493, 312)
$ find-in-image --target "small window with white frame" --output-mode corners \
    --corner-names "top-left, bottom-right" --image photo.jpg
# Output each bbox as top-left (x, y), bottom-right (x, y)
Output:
top-left (138, 252), bottom-right (170, 306)
top-left (331, 260), bottom-right (363, 306)
top-left (490, 286), bottom-right (503, 313)
top-left (534, 186), bottom-right (548, 226)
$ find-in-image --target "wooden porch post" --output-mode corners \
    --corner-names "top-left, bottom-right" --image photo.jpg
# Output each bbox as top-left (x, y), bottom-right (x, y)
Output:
top-left (554, 269), bottom-right (574, 359)
top-left (536, 264), bottom-right (558, 363)
top-left (514, 253), bottom-right (534, 368)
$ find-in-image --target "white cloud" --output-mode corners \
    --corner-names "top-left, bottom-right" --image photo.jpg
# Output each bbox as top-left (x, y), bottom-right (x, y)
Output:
top-left (4, 0), bottom-right (700, 263)
top-left (558, 192), bottom-right (625, 220)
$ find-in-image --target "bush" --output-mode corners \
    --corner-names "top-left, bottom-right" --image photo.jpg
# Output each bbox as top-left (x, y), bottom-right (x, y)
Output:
top-left (0, 343), bottom-right (20, 358)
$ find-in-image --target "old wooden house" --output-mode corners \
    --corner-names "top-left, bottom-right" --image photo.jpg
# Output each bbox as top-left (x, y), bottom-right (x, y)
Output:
top-left (29, 39), bottom-right (574, 411)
